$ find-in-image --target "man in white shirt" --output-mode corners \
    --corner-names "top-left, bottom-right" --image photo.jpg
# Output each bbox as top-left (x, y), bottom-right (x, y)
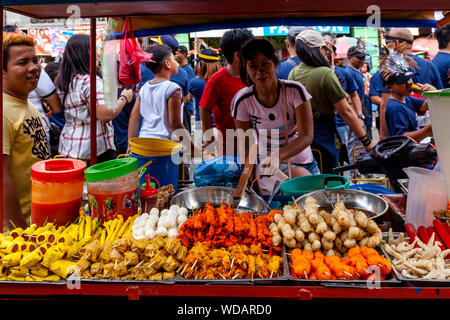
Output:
top-left (28, 69), bottom-right (62, 148)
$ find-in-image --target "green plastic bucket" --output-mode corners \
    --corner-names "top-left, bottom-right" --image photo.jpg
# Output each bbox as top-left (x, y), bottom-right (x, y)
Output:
top-left (280, 174), bottom-right (350, 196)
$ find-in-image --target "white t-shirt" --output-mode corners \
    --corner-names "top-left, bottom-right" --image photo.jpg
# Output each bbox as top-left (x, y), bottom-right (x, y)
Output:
top-left (138, 80), bottom-right (183, 140)
top-left (231, 79), bottom-right (314, 165)
top-left (28, 69), bottom-right (56, 144)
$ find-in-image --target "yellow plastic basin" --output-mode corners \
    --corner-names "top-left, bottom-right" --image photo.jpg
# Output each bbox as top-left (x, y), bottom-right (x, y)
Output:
top-left (129, 137), bottom-right (182, 157)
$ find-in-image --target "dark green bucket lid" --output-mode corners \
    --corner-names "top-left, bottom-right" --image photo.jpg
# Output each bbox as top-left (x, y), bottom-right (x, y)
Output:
top-left (84, 158), bottom-right (138, 182)
top-left (422, 88), bottom-right (450, 97)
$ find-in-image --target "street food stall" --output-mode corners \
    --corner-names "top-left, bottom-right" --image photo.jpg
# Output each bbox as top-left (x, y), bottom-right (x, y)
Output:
top-left (1, 0), bottom-right (450, 302)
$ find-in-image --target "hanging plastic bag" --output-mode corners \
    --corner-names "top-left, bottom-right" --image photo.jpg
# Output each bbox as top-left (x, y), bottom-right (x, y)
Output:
top-left (119, 17), bottom-right (153, 86)
top-left (194, 156), bottom-right (242, 188)
top-left (100, 19), bottom-right (118, 111)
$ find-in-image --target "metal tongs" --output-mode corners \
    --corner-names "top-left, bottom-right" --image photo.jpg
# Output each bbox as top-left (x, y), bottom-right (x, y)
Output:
top-left (233, 144), bottom-right (258, 209)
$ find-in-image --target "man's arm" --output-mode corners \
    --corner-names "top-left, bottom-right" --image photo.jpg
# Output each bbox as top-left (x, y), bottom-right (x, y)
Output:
top-left (404, 123), bottom-right (432, 142)
top-left (42, 91), bottom-right (62, 115)
top-left (127, 98), bottom-right (141, 153)
top-left (379, 92), bottom-right (390, 140)
top-left (3, 155), bottom-right (28, 229)
top-left (350, 90), bottom-right (363, 115)
top-left (369, 94), bottom-right (382, 106)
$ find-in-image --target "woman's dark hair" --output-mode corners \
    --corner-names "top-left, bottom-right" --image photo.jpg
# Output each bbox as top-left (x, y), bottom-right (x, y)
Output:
top-left (144, 44), bottom-right (172, 74)
top-left (58, 34), bottom-right (101, 105)
top-left (363, 62), bottom-right (371, 73)
top-left (239, 38), bottom-right (279, 86)
top-left (220, 29), bottom-right (254, 64)
top-left (435, 24), bottom-right (450, 50)
top-left (295, 39), bottom-right (330, 68)
top-left (45, 62), bottom-right (60, 82)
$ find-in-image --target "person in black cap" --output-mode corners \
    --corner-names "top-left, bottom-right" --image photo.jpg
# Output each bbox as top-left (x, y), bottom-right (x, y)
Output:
top-left (276, 26), bottom-right (307, 79)
top-left (432, 24), bottom-right (450, 88)
top-left (188, 48), bottom-right (222, 130)
top-left (344, 45), bottom-right (372, 169)
top-left (380, 50), bottom-right (436, 140)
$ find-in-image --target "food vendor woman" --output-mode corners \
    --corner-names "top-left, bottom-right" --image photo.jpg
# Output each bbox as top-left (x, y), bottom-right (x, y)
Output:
top-left (231, 38), bottom-right (320, 193)
top-left (288, 30), bottom-right (376, 173)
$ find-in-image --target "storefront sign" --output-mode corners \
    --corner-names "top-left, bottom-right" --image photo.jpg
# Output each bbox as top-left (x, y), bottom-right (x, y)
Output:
top-left (262, 26), bottom-right (350, 36)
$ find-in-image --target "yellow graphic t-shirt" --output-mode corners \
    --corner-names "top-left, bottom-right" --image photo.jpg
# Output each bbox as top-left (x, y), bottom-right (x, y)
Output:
top-left (3, 93), bottom-right (50, 219)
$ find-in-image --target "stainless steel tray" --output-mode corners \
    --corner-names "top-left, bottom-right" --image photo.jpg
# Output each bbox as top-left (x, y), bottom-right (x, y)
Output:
top-left (379, 244), bottom-right (450, 287)
top-left (397, 179), bottom-right (408, 195)
top-left (295, 189), bottom-right (389, 220)
top-left (171, 186), bottom-right (269, 214)
top-left (79, 277), bottom-right (176, 284)
top-left (175, 247), bottom-right (289, 285)
top-left (285, 247), bottom-right (401, 287)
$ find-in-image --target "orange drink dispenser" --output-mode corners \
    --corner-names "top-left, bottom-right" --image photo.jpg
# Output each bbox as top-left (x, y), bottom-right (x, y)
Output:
top-left (84, 158), bottom-right (139, 222)
top-left (31, 159), bottom-right (87, 227)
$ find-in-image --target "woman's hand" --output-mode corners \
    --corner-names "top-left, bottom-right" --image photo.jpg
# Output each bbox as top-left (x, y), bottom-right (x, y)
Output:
top-left (120, 88), bottom-right (133, 103)
top-left (259, 154), bottom-right (279, 176)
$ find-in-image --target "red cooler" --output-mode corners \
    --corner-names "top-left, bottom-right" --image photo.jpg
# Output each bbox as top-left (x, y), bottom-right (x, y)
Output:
top-left (31, 159), bottom-right (87, 227)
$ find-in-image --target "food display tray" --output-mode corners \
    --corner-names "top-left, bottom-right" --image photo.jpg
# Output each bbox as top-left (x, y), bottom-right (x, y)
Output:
top-left (285, 246), bottom-right (402, 287)
top-left (174, 247), bottom-right (289, 285)
top-left (80, 277), bottom-right (176, 285)
top-left (0, 280), bottom-right (67, 285)
top-left (379, 245), bottom-right (450, 287)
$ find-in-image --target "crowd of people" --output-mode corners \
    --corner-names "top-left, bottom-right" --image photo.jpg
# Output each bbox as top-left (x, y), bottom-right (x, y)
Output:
top-left (2, 24), bottom-right (450, 229)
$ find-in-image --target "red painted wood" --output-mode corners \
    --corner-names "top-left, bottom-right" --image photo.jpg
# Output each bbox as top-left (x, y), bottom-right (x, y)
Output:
top-left (0, 7), bottom-right (3, 232)
top-left (0, 284), bottom-right (449, 300)
top-left (90, 18), bottom-right (97, 166)
top-left (4, 1), bottom-right (445, 19)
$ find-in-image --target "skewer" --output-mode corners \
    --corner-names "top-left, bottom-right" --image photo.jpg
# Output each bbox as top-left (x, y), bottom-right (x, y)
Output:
top-left (291, 197), bottom-right (298, 207)
top-left (0, 259), bottom-right (11, 262)
top-left (231, 273), bottom-right (240, 280)
top-left (135, 260), bottom-right (144, 269)
top-left (114, 259), bottom-right (118, 271)
top-left (181, 263), bottom-right (189, 275)
top-left (218, 273), bottom-right (226, 280)
top-left (270, 271), bottom-right (273, 278)
top-left (94, 261), bottom-right (103, 274)
top-left (230, 259), bottom-right (234, 269)
top-left (191, 260), bottom-right (198, 270)
top-left (343, 271), bottom-right (353, 278)
top-left (304, 271), bottom-right (308, 279)
top-left (146, 261), bottom-right (156, 269)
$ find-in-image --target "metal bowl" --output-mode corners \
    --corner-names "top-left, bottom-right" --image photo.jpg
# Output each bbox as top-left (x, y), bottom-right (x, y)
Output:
top-left (295, 189), bottom-right (389, 219)
top-left (170, 186), bottom-right (269, 213)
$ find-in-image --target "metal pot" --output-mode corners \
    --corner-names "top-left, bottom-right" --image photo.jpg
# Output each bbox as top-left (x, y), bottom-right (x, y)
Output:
top-left (295, 189), bottom-right (389, 219)
top-left (170, 186), bottom-right (269, 213)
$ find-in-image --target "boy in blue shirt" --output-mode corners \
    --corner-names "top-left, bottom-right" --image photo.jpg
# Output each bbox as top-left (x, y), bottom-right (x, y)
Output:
top-left (381, 64), bottom-right (436, 141)
top-left (432, 25), bottom-right (450, 88)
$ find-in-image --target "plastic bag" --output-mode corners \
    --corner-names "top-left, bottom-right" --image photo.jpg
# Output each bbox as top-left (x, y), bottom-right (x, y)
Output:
top-left (100, 19), bottom-right (118, 111)
top-left (119, 17), bottom-right (153, 86)
top-left (194, 156), bottom-right (242, 188)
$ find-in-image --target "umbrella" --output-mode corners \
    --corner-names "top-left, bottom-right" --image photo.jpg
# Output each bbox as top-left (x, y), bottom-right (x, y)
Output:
top-left (334, 36), bottom-right (378, 59)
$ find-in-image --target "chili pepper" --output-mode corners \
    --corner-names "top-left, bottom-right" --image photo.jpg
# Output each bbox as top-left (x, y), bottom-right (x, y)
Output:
top-left (433, 219), bottom-right (450, 249)
top-left (405, 223), bottom-right (419, 248)
top-left (417, 226), bottom-right (430, 244)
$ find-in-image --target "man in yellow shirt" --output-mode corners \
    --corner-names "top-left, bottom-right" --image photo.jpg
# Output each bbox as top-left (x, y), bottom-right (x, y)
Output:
top-left (3, 32), bottom-right (50, 230)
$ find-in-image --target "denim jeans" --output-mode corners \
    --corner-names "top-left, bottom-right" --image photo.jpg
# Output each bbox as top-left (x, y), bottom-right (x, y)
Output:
top-left (279, 159), bottom-right (321, 175)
